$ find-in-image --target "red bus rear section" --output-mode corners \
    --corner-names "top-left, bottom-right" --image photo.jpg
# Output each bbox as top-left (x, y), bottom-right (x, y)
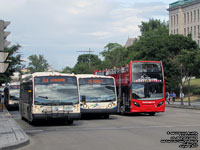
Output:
top-left (94, 61), bottom-right (165, 116)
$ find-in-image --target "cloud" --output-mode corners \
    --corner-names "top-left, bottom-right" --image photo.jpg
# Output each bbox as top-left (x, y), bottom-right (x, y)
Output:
top-left (0, 0), bottom-right (171, 70)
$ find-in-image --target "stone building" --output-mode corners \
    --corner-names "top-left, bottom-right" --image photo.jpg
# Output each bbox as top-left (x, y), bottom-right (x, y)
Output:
top-left (168, 0), bottom-right (200, 46)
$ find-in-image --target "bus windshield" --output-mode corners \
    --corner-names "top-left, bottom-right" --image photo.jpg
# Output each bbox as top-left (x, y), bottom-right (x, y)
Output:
top-left (79, 78), bottom-right (116, 102)
top-left (131, 62), bottom-right (164, 100)
top-left (34, 76), bottom-right (78, 105)
top-left (10, 85), bottom-right (20, 100)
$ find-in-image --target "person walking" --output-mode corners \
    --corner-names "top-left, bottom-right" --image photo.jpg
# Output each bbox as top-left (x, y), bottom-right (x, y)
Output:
top-left (172, 92), bottom-right (176, 103)
top-left (166, 92), bottom-right (170, 104)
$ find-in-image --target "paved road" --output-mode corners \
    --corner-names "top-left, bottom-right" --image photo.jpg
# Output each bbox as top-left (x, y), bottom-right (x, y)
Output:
top-left (10, 108), bottom-right (200, 150)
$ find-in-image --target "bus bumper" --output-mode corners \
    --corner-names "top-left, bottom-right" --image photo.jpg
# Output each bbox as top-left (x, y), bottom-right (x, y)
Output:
top-left (81, 108), bottom-right (117, 114)
top-left (32, 113), bottom-right (81, 120)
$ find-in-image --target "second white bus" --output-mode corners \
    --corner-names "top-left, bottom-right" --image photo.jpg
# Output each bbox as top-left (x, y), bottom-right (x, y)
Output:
top-left (76, 74), bottom-right (117, 119)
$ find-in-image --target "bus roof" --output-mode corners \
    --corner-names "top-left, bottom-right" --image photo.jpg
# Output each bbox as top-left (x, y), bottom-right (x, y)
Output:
top-left (76, 74), bottom-right (114, 79)
top-left (21, 72), bottom-right (76, 82)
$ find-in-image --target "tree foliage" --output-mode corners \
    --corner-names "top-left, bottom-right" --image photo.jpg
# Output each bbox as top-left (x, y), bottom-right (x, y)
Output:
top-left (0, 44), bottom-right (22, 84)
top-left (72, 54), bottom-right (101, 74)
top-left (27, 54), bottom-right (49, 73)
top-left (100, 43), bottom-right (128, 68)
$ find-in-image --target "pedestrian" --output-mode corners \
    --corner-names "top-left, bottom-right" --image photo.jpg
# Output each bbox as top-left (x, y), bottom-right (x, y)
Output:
top-left (166, 92), bottom-right (170, 104)
top-left (180, 92), bottom-right (184, 100)
top-left (172, 92), bottom-right (176, 102)
top-left (169, 91), bottom-right (173, 103)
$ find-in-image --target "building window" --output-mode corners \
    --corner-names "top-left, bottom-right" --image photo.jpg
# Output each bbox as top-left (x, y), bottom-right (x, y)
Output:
top-left (191, 11), bottom-right (193, 23)
top-left (171, 16), bottom-right (173, 26)
top-left (198, 40), bottom-right (200, 46)
top-left (194, 10), bottom-right (196, 22)
top-left (184, 28), bottom-right (186, 36)
top-left (198, 25), bottom-right (200, 37)
top-left (187, 12), bottom-right (189, 23)
top-left (194, 26), bottom-right (196, 36)
top-left (191, 27), bottom-right (193, 35)
top-left (174, 29), bottom-right (176, 34)
top-left (187, 27), bottom-right (189, 35)
top-left (176, 14), bottom-right (178, 25)
top-left (177, 29), bottom-right (178, 34)
top-left (174, 15), bottom-right (176, 26)
top-left (198, 9), bottom-right (200, 21)
top-left (171, 30), bottom-right (173, 34)
top-left (184, 13), bottom-right (186, 24)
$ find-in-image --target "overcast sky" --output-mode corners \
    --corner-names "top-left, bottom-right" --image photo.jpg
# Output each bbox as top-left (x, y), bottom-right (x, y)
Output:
top-left (0, 0), bottom-right (176, 70)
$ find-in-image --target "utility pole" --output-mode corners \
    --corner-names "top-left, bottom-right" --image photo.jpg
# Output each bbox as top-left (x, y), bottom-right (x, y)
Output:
top-left (76, 48), bottom-right (94, 68)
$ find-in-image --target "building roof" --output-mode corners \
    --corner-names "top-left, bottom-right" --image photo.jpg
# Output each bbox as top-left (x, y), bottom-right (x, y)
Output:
top-left (124, 38), bottom-right (137, 48)
top-left (169, 0), bottom-right (196, 9)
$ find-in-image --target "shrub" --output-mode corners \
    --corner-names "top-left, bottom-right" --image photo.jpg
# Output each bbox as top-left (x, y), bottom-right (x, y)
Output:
top-left (193, 89), bottom-right (200, 95)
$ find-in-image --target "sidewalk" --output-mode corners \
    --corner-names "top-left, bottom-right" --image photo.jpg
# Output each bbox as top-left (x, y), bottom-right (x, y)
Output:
top-left (0, 106), bottom-right (29, 150)
top-left (166, 101), bottom-right (200, 110)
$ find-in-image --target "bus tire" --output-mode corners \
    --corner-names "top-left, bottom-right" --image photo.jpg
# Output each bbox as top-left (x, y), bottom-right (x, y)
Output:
top-left (149, 112), bottom-right (156, 116)
top-left (120, 106), bottom-right (125, 115)
top-left (67, 120), bottom-right (74, 125)
top-left (104, 114), bottom-right (109, 119)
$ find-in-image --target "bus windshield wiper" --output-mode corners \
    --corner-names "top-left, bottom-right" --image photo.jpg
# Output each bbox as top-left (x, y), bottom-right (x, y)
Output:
top-left (38, 96), bottom-right (48, 99)
top-left (99, 99), bottom-right (114, 102)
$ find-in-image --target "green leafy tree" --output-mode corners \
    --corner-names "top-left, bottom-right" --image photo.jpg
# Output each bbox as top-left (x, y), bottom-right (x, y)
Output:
top-left (28, 54), bottom-right (49, 73)
top-left (61, 66), bottom-right (73, 73)
top-left (0, 44), bottom-right (22, 84)
top-left (176, 49), bottom-right (199, 105)
top-left (101, 43), bottom-right (128, 68)
top-left (139, 18), bottom-right (168, 35)
top-left (73, 54), bottom-right (101, 74)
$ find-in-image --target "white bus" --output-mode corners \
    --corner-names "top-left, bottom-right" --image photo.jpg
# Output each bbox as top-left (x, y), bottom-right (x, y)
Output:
top-left (4, 82), bottom-right (20, 110)
top-left (76, 74), bottom-right (117, 119)
top-left (19, 72), bottom-right (80, 124)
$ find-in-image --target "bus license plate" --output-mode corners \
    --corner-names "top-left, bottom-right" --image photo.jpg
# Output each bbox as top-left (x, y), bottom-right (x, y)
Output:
top-left (65, 106), bottom-right (73, 111)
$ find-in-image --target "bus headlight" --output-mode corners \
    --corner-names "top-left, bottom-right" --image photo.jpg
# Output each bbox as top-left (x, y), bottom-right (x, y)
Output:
top-left (133, 101), bottom-right (140, 107)
top-left (108, 104), bottom-right (112, 108)
top-left (157, 101), bottom-right (164, 107)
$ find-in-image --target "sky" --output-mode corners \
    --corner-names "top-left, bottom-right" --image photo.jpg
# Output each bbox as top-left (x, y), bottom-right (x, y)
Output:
top-left (0, 0), bottom-right (176, 70)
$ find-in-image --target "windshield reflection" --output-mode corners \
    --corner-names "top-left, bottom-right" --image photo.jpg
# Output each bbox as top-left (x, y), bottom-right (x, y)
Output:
top-left (79, 78), bottom-right (116, 102)
top-left (34, 76), bottom-right (78, 105)
top-left (132, 83), bottom-right (164, 100)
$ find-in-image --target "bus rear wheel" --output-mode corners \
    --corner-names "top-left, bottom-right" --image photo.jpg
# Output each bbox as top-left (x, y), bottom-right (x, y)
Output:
top-left (103, 114), bottom-right (109, 119)
top-left (67, 120), bottom-right (74, 125)
top-left (149, 112), bottom-right (156, 116)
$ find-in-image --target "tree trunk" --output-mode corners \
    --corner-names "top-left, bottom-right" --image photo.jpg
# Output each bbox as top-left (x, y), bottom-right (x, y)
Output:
top-left (188, 79), bottom-right (191, 106)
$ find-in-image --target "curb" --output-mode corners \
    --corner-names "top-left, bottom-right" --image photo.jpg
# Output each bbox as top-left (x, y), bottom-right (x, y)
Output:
top-left (166, 104), bottom-right (200, 110)
top-left (0, 108), bottom-right (30, 150)
top-left (1, 138), bottom-right (30, 150)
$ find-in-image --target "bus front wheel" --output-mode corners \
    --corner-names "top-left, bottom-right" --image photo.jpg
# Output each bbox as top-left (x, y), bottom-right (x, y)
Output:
top-left (103, 114), bottom-right (109, 119)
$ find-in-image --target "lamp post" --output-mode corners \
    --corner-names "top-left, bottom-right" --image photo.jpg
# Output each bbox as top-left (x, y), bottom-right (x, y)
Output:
top-left (180, 64), bottom-right (184, 105)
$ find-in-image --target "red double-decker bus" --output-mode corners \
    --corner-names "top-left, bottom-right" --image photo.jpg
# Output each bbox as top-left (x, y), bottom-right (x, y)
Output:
top-left (94, 61), bottom-right (165, 116)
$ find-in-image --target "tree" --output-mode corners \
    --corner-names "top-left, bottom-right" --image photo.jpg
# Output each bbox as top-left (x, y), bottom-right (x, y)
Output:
top-left (101, 43), bottom-right (128, 68)
top-left (0, 44), bottom-right (23, 84)
top-left (175, 49), bottom-right (199, 105)
top-left (139, 18), bottom-right (168, 35)
top-left (27, 54), bottom-right (49, 73)
top-left (73, 54), bottom-right (102, 74)
top-left (61, 66), bottom-right (73, 73)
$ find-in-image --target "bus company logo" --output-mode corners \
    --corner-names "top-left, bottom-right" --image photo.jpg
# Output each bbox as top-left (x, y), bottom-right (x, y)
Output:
top-left (91, 104), bottom-right (98, 108)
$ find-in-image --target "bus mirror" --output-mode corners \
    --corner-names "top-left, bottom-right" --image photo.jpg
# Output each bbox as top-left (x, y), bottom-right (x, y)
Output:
top-left (81, 95), bottom-right (86, 103)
